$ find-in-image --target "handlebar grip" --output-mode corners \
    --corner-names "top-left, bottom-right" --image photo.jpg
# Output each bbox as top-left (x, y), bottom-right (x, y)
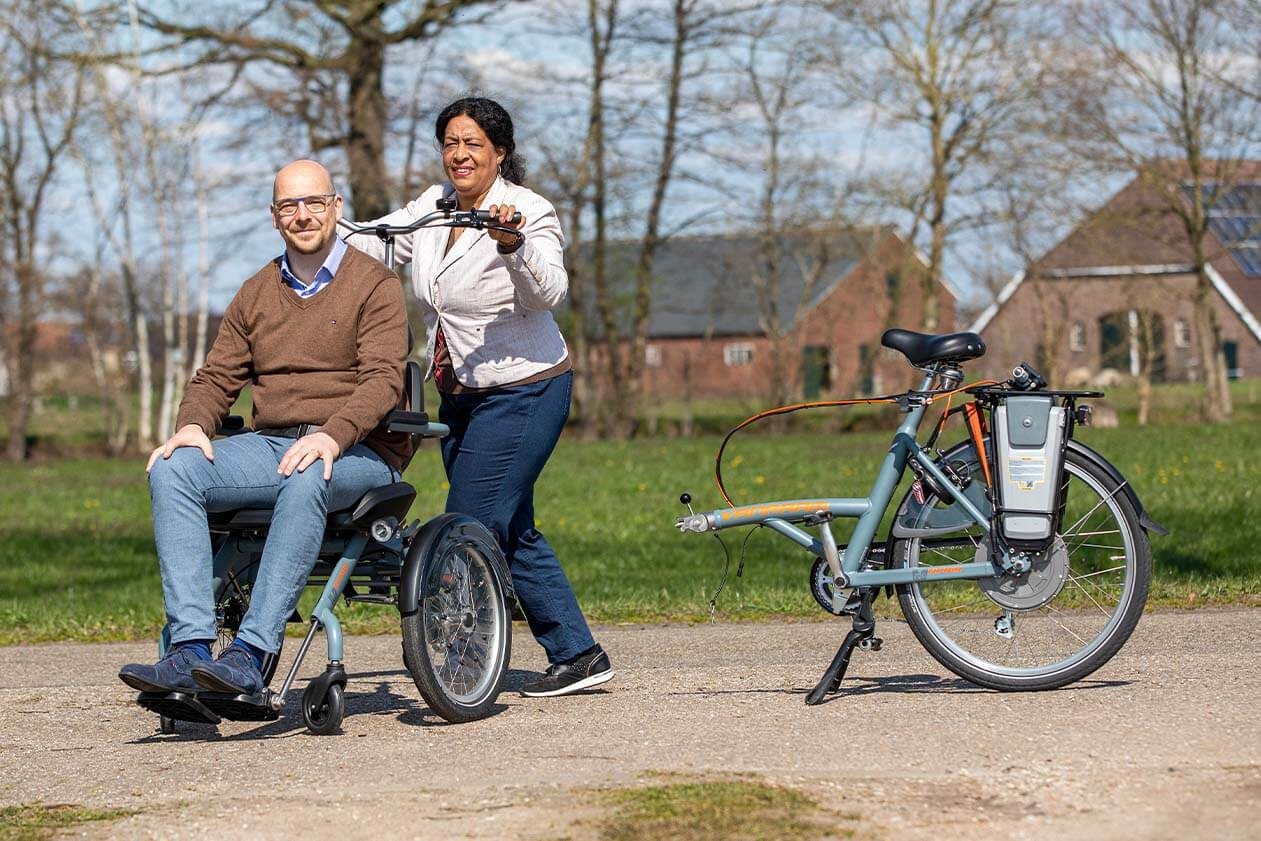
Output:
top-left (472, 209), bottom-right (522, 224)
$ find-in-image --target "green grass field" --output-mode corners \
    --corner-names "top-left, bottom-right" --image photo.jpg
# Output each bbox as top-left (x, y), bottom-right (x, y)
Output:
top-left (1, 383), bottom-right (1258, 644)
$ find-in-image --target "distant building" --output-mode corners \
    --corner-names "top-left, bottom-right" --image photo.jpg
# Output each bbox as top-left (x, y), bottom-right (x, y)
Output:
top-left (972, 166), bottom-right (1261, 384)
top-left (565, 226), bottom-right (959, 402)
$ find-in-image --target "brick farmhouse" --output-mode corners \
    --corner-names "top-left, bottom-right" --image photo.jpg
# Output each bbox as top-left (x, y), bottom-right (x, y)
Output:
top-left (971, 167), bottom-right (1261, 385)
top-left (566, 226), bottom-right (960, 404)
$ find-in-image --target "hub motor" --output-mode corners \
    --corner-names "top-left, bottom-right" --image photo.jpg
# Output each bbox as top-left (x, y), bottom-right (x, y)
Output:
top-left (975, 538), bottom-right (1069, 610)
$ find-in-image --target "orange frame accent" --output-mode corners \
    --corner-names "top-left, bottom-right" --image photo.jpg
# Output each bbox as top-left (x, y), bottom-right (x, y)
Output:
top-left (963, 402), bottom-right (992, 488)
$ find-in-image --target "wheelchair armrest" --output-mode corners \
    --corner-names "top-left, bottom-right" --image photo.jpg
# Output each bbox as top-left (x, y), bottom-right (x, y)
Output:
top-left (405, 360), bottom-right (425, 415)
top-left (217, 415), bottom-right (248, 437)
top-left (386, 410), bottom-right (449, 438)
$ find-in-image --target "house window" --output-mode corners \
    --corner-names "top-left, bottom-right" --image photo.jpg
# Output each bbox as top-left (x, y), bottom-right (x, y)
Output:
top-left (1069, 322), bottom-right (1086, 353)
top-left (724, 343), bottom-right (754, 366)
top-left (644, 344), bottom-right (662, 368)
top-left (1174, 318), bottom-right (1191, 349)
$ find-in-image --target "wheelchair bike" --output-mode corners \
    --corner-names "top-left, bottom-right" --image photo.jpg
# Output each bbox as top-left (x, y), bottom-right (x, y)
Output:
top-left (136, 206), bottom-right (523, 735)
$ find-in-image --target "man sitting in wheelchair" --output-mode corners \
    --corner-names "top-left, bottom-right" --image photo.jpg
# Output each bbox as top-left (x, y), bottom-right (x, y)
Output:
top-left (119, 160), bottom-right (411, 706)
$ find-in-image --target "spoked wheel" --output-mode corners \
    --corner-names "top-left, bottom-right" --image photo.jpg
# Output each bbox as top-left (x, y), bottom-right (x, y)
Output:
top-left (401, 515), bottom-right (511, 722)
top-left (896, 448), bottom-right (1151, 691)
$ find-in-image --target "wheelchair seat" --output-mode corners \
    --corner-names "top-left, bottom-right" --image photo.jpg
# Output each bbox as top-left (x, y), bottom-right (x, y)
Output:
top-left (208, 481), bottom-right (417, 532)
top-left (881, 328), bottom-right (986, 366)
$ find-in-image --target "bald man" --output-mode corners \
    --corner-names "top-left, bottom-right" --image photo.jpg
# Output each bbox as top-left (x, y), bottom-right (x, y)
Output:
top-left (119, 160), bottom-right (411, 702)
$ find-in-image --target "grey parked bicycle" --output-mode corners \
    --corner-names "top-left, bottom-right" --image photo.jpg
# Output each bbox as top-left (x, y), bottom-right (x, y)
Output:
top-left (675, 328), bottom-right (1166, 704)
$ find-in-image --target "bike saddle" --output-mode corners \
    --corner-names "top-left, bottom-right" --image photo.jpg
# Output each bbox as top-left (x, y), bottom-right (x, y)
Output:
top-left (881, 328), bottom-right (986, 365)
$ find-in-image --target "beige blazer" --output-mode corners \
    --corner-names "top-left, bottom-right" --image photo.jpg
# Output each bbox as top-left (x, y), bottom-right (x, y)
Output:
top-left (341, 177), bottom-right (569, 389)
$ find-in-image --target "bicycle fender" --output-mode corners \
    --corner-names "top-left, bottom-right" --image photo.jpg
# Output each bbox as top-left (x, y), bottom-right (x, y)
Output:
top-left (398, 513), bottom-right (514, 617)
top-left (1065, 440), bottom-right (1169, 536)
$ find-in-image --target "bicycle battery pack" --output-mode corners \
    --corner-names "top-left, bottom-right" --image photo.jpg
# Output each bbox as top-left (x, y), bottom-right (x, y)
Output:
top-left (993, 395), bottom-right (1066, 544)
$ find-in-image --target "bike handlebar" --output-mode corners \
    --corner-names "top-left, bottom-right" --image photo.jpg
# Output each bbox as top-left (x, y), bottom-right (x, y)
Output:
top-left (340, 207), bottom-right (522, 241)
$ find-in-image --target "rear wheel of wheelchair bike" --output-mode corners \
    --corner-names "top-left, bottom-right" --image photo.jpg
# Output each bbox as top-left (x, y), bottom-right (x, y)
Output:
top-left (895, 447), bottom-right (1151, 692)
top-left (157, 574), bottom-right (284, 735)
top-left (400, 514), bottom-right (511, 723)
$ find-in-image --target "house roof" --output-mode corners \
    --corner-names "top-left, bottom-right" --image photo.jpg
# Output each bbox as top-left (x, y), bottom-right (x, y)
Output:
top-left (970, 165), bottom-right (1261, 343)
top-left (567, 225), bottom-right (928, 339)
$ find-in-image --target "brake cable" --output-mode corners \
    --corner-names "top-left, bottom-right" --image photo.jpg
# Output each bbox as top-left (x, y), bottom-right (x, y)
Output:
top-left (713, 381), bottom-right (999, 507)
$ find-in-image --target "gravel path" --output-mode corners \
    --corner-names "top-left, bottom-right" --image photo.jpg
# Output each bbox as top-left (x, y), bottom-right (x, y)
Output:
top-left (0, 609), bottom-right (1257, 839)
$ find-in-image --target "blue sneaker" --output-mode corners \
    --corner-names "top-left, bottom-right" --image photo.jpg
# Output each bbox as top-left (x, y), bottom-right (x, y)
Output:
top-left (191, 646), bottom-right (265, 695)
top-left (119, 647), bottom-right (204, 694)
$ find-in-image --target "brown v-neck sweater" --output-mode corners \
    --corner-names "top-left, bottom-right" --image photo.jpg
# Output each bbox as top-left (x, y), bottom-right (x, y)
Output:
top-left (176, 245), bottom-right (414, 470)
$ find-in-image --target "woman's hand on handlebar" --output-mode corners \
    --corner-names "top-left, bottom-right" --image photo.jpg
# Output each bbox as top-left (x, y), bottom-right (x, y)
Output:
top-left (485, 203), bottom-right (526, 251)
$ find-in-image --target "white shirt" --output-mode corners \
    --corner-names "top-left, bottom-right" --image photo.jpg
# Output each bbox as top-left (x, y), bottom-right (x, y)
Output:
top-left (341, 177), bottom-right (569, 389)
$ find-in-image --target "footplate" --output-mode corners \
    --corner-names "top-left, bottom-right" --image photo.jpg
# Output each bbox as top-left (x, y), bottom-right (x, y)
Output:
top-left (198, 689), bottom-right (278, 721)
top-left (136, 691), bottom-right (221, 725)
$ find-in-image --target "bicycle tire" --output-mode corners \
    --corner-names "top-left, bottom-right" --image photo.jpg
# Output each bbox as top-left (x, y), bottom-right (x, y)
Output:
top-left (400, 515), bottom-right (511, 722)
top-left (896, 447), bottom-right (1151, 691)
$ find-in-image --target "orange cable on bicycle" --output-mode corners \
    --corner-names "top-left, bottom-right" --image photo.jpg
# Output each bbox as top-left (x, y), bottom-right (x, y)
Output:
top-left (713, 380), bottom-right (1000, 508)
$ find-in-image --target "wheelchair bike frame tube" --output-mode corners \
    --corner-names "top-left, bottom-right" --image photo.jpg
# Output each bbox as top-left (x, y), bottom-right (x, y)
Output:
top-left (310, 534), bottom-right (369, 663)
top-left (690, 370), bottom-right (1001, 588)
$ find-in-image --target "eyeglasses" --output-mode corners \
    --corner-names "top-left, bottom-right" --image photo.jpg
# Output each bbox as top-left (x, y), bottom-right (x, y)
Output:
top-left (272, 193), bottom-right (337, 217)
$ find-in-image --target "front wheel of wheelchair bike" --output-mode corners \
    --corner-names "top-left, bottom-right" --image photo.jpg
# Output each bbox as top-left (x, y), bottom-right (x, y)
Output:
top-left (400, 514), bottom-right (512, 723)
top-left (895, 448), bottom-right (1151, 692)
top-left (301, 681), bottom-right (345, 735)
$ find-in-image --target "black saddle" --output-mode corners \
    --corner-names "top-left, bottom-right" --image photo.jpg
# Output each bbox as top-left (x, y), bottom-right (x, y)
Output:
top-left (881, 328), bottom-right (986, 366)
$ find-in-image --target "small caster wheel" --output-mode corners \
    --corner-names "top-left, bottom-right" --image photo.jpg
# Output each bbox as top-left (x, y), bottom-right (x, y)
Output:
top-left (159, 715), bottom-right (176, 735)
top-left (302, 681), bottom-right (344, 735)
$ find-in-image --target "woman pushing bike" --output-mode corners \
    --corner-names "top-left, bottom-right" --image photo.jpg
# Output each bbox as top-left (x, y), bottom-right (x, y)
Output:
top-left (340, 96), bottom-right (613, 698)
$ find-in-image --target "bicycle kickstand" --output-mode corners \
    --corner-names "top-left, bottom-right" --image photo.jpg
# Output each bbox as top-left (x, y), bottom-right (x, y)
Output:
top-left (805, 589), bottom-right (881, 705)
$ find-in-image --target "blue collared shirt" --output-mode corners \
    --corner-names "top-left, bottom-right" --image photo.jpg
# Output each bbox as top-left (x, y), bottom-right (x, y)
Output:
top-left (280, 236), bottom-right (347, 298)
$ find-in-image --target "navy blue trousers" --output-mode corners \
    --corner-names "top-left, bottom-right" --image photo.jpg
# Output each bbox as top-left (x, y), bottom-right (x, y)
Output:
top-left (439, 371), bottom-right (595, 664)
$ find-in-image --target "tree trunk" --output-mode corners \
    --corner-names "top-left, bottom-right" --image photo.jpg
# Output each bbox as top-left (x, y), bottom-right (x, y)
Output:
top-left (190, 153), bottom-right (211, 376)
top-left (1193, 269), bottom-right (1231, 422)
top-left (345, 35), bottom-right (391, 219)
top-left (5, 262), bottom-right (38, 461)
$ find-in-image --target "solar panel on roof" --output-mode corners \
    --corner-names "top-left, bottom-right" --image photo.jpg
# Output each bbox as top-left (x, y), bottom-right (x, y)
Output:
top-left (1185, 183), bottom-right (1261, 278)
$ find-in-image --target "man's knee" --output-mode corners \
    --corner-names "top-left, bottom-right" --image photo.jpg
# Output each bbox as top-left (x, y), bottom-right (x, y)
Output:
top-left (279, 464), bottom-right (330, 503)
top-left (148, 447), bottom-right (207, 496)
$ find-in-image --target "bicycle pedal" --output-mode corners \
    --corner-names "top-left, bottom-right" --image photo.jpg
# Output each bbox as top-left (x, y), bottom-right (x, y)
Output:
top-left (859, 637), bottom-right (883, 652)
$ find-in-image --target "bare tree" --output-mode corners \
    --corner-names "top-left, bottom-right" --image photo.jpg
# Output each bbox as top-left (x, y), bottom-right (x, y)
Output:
top-left (531, 0), bottom-right (619, 438)
top-left (585, 0), bottom-right (739, 438)
top-left (0, 5), bottom-right (86, 460)
top-left (1068, 0), bottom-right (1261, 422)
top-left (729, 9), bottom-right (842, 406)
top-left (135, 0), bottom-right (502, 218)
top-left (822, 0), bottom-right (1052, 331)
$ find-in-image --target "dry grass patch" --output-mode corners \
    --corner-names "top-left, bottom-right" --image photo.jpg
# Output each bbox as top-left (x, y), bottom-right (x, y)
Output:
top-left (595, 776), bottom-right (855, 841)
top-left (0, 803), bottom-right (135, 841)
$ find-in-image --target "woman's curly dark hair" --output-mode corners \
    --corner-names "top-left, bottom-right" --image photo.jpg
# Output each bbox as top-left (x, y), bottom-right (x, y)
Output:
top-left (435, 97), bottom-right (526, 186)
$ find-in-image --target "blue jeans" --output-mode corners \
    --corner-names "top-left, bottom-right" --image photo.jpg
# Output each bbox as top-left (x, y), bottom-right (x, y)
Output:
top-left (440, 371), bottom-right (596, 664)
top-left (148, 433), bottom-right (395, 653)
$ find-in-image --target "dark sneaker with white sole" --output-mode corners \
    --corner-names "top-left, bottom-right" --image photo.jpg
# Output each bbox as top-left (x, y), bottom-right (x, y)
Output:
top-left (521, 644), bottom-right (615, 697)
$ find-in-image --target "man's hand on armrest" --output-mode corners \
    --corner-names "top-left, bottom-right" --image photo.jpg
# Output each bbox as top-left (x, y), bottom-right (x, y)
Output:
top-left (278, 431), bottom-right (342, 481)
top-left (146, 424), bottom-right (215, 473)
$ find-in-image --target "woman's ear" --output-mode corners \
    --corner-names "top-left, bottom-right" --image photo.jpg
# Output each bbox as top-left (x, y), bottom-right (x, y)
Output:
top-left (495, 147), bottom-right (506, 166)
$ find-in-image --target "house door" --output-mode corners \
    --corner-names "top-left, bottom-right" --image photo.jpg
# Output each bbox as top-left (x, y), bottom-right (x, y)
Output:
top-left (1098, 313), bottom-right (1129, 373)
top-left (801, 346), bottom-right (831, 399)
top-left (1223, 341), bottom-right (1240, 379)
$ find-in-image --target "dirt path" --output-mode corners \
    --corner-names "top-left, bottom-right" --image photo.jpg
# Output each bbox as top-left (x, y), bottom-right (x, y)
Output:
top-left (0, 609), bottom-right (1257, 839)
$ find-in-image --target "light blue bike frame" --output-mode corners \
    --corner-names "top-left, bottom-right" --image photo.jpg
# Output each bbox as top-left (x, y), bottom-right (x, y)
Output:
top-left (685, 370), bottom-right (996, 589)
